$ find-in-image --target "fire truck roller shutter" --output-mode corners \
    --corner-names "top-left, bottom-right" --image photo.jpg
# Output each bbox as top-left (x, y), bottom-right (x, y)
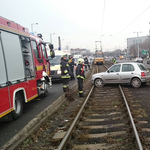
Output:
top-left (1, 30), bottom-right (25, 83)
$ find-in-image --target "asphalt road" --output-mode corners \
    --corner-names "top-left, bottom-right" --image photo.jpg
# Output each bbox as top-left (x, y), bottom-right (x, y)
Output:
top-left (0, 78), bottom-right (77, 148)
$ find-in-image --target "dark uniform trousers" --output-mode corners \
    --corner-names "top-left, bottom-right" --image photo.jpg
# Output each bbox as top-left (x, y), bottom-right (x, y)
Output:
top-left (60, 58), bottom-right (70, 93)
top-left (78, 78), bottom-right (83, 96)
top-left (62, 77), bottom-right (70, 92)
top-left (84, 64), bottom-right (88, 71)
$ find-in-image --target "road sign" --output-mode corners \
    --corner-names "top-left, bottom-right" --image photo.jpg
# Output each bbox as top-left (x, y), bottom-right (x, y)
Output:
top-left (142, 50), bottom-right (148, 55)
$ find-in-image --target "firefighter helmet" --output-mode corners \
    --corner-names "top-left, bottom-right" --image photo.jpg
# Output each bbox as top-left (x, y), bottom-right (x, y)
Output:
top-left (78, 58), bottom-right (84, 64)
top-left (62, 54), bottom-right (67, 58)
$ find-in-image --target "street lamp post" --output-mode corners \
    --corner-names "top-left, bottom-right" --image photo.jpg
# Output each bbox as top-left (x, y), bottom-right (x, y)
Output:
top-left (50, 33), bottom-right (55, 43)
top-left (133, 31), bottom-right (142, 58)
top-left (67, 42), bottom-right (71, 50)
top-left (31, 23), bottom-right (38, 33)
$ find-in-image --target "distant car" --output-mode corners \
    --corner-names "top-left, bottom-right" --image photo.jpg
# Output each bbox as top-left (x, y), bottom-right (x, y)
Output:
top-left (147, 59), bottom-right (150, 64)
top-left (134, 57), bottom-right (143, 63)
top-left (91, 62), bottom-right (150, 88)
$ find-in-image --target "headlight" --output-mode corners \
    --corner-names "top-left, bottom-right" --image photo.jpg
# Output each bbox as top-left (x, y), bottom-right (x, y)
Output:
top-left (57, 69), bottom-right (61, 74)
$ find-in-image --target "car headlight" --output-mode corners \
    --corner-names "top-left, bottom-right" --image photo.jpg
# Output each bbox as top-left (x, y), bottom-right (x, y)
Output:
top-left (57, 69), bottom-right (61, 74)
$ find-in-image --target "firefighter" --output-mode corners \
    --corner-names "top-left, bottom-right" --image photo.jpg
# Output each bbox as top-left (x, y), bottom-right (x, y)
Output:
top-left (49, 44), bottom-right (55, 58)
top-left (76, 58), bottom-right (85, 97)
top-left (113, 58), bottom-right (116, 64)
top-left (68, 55), bottom-right (75, 80)
top-left (84, 56), bottom-right (89, 71)
top-left (60, 54), bottom-right (70, 92)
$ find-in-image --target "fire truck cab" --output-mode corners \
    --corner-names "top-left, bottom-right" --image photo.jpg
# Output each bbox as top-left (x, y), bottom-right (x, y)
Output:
top-left (0, 16), bottom-right (53, 120)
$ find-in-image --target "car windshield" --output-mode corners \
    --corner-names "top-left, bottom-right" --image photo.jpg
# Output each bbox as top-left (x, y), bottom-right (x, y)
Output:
top-left (137, 63), bottom-right (147, 71)
top-left (49, 55), bottom-right (61, 65)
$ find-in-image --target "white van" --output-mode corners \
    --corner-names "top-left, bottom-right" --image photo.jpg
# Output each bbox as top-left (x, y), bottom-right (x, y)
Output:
top-left (48, 50), bottom-right (64, 81)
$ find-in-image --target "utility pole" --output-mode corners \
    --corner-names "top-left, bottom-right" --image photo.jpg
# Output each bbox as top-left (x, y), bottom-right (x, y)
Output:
top-left (133, 31), bottom-right (142, 58)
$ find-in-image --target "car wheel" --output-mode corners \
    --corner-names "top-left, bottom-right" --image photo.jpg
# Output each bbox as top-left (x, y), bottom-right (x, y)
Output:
top-left (12, 93), bottom-right (23, 120)
top-left (94, 78), bottom-right (104, 87)
top-left (131, 78), bottom-right (141, 88)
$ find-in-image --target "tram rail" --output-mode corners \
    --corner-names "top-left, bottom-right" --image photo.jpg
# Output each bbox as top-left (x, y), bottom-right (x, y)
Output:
top-left (12, 62), bottom-right (150, 150)
top-left (57, 64), bottom-right (143, 150)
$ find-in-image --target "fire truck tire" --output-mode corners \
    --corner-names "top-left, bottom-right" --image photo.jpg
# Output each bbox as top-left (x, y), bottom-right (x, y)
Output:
top-left (12, 93), bottom-right (23, 120)
top-left (43, 85), bottom-right (49, 97)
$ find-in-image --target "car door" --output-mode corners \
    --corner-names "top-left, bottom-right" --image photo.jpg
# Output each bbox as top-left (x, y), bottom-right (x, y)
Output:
top-left (119, 64), bottom-right (135, 83)
top-left (104, 64), bottom-right (121, 83)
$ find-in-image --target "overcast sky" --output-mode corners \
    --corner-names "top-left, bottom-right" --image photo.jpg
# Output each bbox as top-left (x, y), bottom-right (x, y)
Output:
top-left (1, 0), bottom-right (150, 52)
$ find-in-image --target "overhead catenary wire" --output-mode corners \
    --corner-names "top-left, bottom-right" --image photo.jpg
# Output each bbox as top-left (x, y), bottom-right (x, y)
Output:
top-left (100, 0), bottom-right (106, 38)
top-left (107, 5), bottom-right (150, 46)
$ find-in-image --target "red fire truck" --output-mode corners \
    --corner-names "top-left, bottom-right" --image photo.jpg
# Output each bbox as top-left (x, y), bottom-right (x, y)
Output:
top-left (0, 16), bottom-right (53, 120)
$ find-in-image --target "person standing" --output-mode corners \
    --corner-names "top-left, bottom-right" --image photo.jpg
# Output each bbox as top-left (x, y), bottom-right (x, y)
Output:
top-left (76, 58), bottom-right (85, 97)
top-left (60, 54), bottom-right (70, 92)
top-left (84, 56), bottom-right (89, 71)
top-left (68, 55), bottom-right (75, 80)
top-left (113, 58), bottom-right (116, 64)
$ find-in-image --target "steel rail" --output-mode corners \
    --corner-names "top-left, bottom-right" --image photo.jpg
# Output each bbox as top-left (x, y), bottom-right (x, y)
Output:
top-left (119, 85), bottom-right (143, 150)
top-left (57, 85), bottom-right (94, 150)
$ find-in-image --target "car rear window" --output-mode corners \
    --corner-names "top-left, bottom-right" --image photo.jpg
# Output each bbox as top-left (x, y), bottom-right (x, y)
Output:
top-left (137, 64), bottom-right (147, 71)
top-left (122, 64), bottom-right (134, 72)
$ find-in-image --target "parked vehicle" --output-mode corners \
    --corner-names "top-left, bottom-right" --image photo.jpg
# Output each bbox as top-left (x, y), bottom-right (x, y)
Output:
top-left (0, 16), bottom-right (54, 120)
top-left (48, 50), bottom-right (64, 81)
top-left (119, 55), bottom-right (124, 60)
top-left (91, 62), bottom-right (150, 88)
top-left (147, 59), bottom-right (150, 64)
top-left (134, 57), bottom-right (143, 63)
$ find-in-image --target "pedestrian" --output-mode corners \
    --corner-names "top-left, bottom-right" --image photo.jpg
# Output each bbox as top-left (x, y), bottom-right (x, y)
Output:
top-left (84, 56), bottom-right (89, 71)
top-left (76, 58), bottom-right (85, 97)
top-left (68, 55), bottom-right (75, 80)
top-left (60, 54), bottom-right (70, 92)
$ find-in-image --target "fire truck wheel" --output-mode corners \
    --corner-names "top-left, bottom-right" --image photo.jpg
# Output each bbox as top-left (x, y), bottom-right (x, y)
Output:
top-left (43, 86), bottom-right (49, 97)
top-left (12, 93), bottom-right (23, 120)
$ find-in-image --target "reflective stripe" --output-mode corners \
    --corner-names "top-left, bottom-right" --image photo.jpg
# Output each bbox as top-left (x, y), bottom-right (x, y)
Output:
top-left (63, 85), bottom-right (68, 88)
top-left (61, 75), bottom-right (70, 78)
top-left (79, 91), bottom-right (83, 93)
top-left (66, 64), bottom-right (69, 66)
top-left (64, 70), bottom-right (68, 73)
top-left (36, 65), bottom-right (43, 71)
top-left (80, 76), bottom-right (85, 79)
top-left (60, 65), bottom-right (62, 67)
top-left (77, 75), bottom-right (84, 79)
top-left (77, 75), bottom-right (80, 78)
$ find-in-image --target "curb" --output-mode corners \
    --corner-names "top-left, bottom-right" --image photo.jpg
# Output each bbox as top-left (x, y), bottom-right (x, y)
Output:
top-left (1, 93), bottom-right (67, 150)
top-left (1, 70), bottom-right (90, 150)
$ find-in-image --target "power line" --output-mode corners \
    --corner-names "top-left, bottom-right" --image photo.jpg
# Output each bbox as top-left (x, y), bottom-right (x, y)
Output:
top-left (100, 0), bottom-right (106, 38)
top-left (108, 5), bottom-right (150, 45)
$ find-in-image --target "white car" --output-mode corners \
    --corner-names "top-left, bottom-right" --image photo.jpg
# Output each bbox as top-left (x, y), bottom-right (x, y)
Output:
top-left (91, 62), bottom-right (150, 88)
top-left (134, 57), bottom-right (143, 63)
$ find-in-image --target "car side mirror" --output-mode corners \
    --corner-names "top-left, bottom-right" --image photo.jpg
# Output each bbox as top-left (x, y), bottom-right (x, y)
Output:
top-left (107, 70), bottom-right (109, 73)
